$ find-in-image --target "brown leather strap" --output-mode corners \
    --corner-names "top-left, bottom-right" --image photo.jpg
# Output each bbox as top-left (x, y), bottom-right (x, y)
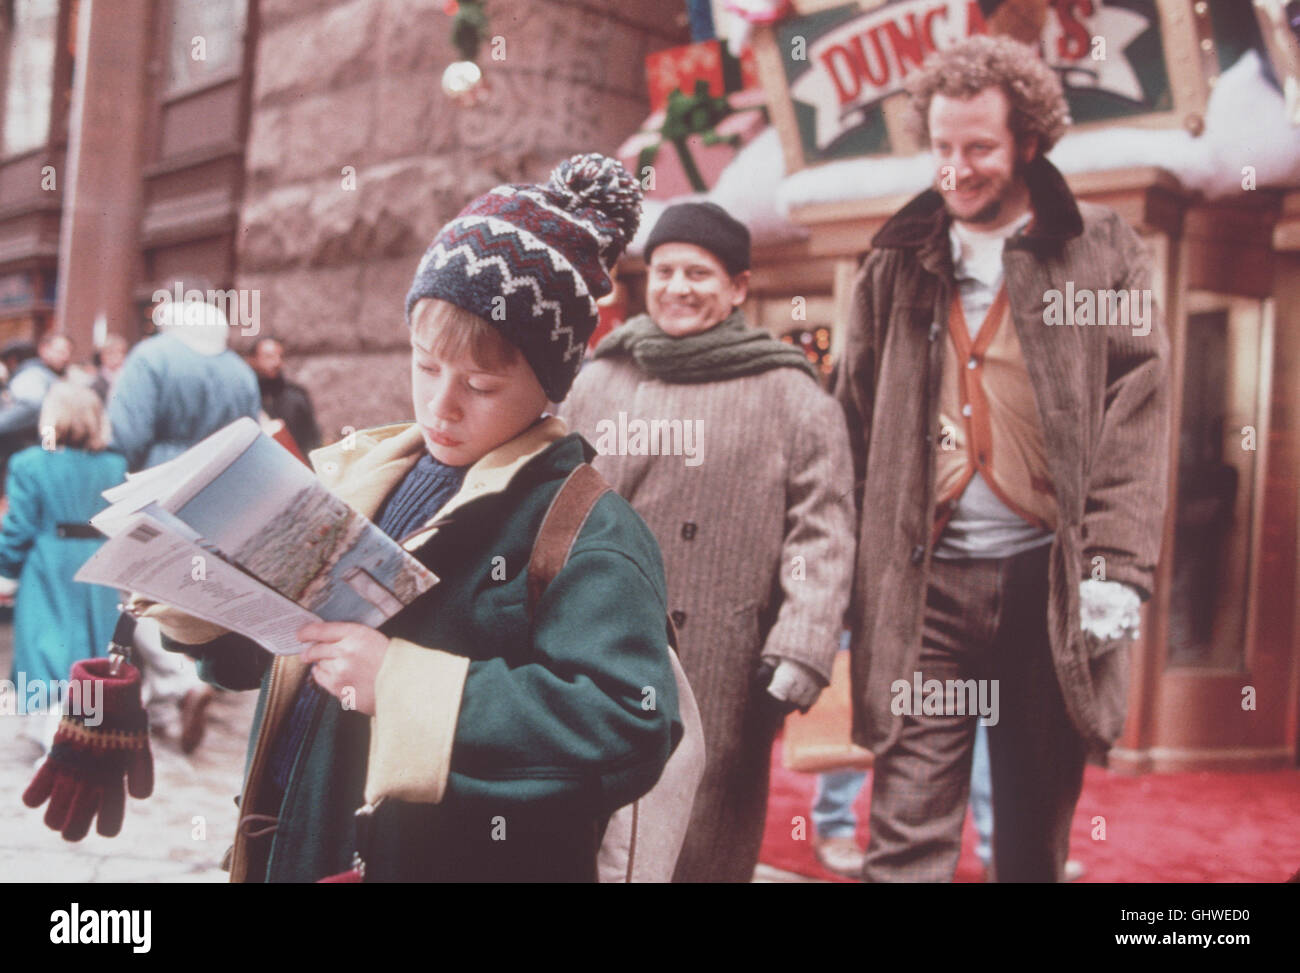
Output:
top-left (526, 464), bottom-right (612, 619)
top-left (237, 813), bottom-right (279, 840)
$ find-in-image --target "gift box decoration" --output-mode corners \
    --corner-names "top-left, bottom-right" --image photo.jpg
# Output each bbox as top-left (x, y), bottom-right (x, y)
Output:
top-left (646, 38), bottom-right (763, 114)
top-left (618, 83), bottom-right (768, 200)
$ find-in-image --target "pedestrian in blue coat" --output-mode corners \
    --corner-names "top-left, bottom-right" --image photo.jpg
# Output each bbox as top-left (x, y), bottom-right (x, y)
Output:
top-left (0, 382), bottom-right (126, 752)
top-left (107, 299), bottom-right (261, 472)
top-left (104, 298), bottom-right (261, 751)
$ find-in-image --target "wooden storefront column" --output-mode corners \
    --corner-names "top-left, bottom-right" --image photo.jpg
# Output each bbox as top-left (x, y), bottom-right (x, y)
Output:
top-left (1266, 194), bottom-right (1300, 768)
top-left (1108, 180), bottom-right (1187, 773)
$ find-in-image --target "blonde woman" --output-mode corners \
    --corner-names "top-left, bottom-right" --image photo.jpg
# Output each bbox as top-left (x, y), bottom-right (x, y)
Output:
top-left (0, 381), bottom-right (126, 755)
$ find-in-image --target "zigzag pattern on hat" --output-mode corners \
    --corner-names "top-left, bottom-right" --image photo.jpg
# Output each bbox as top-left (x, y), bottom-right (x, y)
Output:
top-left (418, 219), bottom-right (594, 365)
top-left (491, 184), bottom-right (619, 264)
top-left (460, 214), bottom-right (598, 301)
top-left (471, 190), bottom-right (611, 297)
top-left (421, 219), bottom-right (598, 315)
top-left (405, 153), bottom-right (642, 401)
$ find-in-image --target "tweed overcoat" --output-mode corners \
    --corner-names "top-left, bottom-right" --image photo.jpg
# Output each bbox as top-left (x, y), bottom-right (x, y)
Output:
top-left (564, 357), bottom-right (856, 882)
top-left (834, 157), bottom-right (1172, 758)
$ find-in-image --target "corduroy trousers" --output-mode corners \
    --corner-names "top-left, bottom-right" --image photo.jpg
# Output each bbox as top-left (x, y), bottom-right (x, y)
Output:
top-left (861, 543), bottom-right (1088, 882)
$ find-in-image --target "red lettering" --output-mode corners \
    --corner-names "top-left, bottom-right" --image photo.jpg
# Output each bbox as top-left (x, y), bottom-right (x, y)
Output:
top-left (850, 29), bottom-right (891, 88)
top-left (966, 0), bottom-right (988, 36)
top-left (883, 14), bottom-right (928, 76)
top-left (922, 5), bottom-right (949, 51)
top-left (1052, 0), bottom-right (1094, 61)
top-left (818, 43), bottom-right (863, 105)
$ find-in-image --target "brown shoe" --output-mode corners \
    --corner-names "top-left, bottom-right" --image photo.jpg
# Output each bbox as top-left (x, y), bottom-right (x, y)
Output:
top-left (179, 687), bottom-right (215, 754)
top-left (813, 834), bottom-right (866, 879)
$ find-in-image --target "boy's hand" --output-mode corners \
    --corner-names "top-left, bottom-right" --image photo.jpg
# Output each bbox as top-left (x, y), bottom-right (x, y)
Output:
top-left (298, 622), bottom-right (390, 716)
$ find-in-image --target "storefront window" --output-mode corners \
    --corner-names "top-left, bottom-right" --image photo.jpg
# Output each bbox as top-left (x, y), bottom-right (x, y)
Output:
top-left (3, 0), bottom-right (59, 155)
top-left (748, 294), bottom-right (835, 383)
top-left (1166, 298), bottom-right (1269, 670)
top-left (166, 0), bottom-right (247, 94)
top-left (779, 325), bottom-right (833, 382)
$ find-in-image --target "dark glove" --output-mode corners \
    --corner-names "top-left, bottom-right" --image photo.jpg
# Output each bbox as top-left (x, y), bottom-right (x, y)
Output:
top-left (23, 657), bottom-right (154, 840)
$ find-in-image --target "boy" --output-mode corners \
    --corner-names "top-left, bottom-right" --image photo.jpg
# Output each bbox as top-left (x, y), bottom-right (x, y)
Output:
top-left (137, 154), bottom-right (682, 882)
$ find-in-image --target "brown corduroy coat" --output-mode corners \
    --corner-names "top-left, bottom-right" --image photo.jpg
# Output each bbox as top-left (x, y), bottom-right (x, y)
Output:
top-left (564, 359), bottom-right (856, 882)
top-left (834, 157), bottom-right (1172, 758)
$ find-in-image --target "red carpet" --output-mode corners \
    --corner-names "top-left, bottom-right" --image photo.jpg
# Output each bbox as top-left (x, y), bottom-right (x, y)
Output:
top-left (760, 738), bottom-right (1300, 882)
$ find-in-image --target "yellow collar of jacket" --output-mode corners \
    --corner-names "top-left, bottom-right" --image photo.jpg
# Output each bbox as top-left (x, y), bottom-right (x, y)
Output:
top-left (308, 415), bottom-right (570, 550)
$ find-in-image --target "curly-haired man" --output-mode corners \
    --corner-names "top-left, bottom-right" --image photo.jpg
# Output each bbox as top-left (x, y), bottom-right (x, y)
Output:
top-left (834, 35), bottom-right (1172, 882)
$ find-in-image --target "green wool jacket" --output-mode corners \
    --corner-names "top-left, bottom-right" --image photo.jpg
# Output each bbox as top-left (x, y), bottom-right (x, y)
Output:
top-left (160, 418), bottom-right (682, 882)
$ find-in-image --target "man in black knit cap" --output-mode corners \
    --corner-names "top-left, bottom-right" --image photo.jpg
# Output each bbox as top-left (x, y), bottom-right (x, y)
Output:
top-left (564, 201), bottom-right (857, 882)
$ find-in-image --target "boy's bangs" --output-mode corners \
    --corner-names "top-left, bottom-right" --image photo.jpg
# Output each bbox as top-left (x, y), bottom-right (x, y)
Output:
top-left (411, 298), bottom-right (518, 373)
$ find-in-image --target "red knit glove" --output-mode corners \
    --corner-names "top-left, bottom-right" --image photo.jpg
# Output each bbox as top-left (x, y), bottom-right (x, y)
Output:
top-left (23, 657), bottom-right (154, 840)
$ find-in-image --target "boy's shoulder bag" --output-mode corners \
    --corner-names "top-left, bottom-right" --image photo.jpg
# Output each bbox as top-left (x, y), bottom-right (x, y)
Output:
top-left (320, 462), bottom-right (707, 884)
top-left (528, 462), bottom-right (706, 884)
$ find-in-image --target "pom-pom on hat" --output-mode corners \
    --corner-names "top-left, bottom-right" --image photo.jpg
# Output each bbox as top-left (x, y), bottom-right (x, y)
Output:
top-left (405, 153), bottom-right (643, 401)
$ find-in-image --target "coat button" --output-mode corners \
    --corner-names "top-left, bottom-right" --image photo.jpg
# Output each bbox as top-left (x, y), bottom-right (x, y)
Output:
top-left (671, 610), bottom-right (687, 628)
top-left (967, 357), bottom-right (978, 370)
top-left (910, 544), bottom-right (925, 565)
top-left (929, 322), bottom-right (941, 342)
top-left (961, 403), bottom-right (972, 418)
top-left (924, 433), bottom-right (934, 447)
top-left (681, 522), bottom-right (697, 540)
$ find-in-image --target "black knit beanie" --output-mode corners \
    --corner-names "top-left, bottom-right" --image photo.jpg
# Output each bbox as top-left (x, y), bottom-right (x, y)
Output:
top-left (643, 201), bottom-right (750, 276)
top-left (405, 153), bottom-right (642, 402)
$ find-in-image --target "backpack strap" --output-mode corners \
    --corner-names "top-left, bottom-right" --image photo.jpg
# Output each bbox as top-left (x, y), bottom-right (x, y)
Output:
top-left (526, 463), bottom-right (612, 619)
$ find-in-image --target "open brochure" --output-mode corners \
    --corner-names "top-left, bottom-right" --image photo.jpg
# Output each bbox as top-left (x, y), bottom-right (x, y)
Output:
top-left (75, 418), bottom-right (438, 655)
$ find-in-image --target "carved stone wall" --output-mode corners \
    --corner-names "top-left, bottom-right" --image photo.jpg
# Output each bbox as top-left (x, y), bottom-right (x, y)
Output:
top-left (235, 0), bottom-right (686, 441)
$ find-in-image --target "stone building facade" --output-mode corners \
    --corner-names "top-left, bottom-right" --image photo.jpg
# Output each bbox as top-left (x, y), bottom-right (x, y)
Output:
top-left (234, 0), bottom-right (685, 440)
top-left (0, 0), bottom-right (686, 441)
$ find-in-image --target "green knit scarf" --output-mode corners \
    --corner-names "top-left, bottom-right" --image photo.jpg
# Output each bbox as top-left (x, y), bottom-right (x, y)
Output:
top-left (593, 308), bottom-right (818, 384)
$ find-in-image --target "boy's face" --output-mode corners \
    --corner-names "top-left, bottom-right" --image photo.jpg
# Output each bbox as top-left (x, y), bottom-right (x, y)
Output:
top-left (409, 311), bottom-right (548, 468)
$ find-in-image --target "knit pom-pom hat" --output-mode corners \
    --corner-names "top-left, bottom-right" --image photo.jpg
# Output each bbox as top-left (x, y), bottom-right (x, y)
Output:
top-left (405, 153), bottom-right (642, 401)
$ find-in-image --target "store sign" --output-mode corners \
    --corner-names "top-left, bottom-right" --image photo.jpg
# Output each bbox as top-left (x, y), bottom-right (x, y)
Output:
top-left (776, 0), bottom-right (1172, 162)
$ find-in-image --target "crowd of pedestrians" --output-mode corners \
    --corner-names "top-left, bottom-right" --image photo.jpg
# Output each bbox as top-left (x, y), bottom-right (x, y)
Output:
top-left (1, 297), bottom-right (321, 760)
